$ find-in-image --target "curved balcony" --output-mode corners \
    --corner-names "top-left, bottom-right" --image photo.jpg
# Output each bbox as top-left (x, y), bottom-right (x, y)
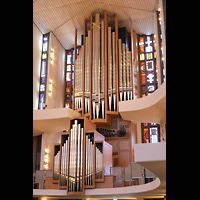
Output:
top-left (33, 162), bottom-right (163, 199)
top-left (134, 142), bottom-right (166, 197)
top-left (33, 107), bottom-right (81, 136)
top-left (119, 81), bottom-right (166, 124)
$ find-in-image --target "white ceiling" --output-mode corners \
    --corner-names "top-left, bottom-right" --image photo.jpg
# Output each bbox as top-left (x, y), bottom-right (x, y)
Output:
top-left (33, 0), bottom-right (158, 50)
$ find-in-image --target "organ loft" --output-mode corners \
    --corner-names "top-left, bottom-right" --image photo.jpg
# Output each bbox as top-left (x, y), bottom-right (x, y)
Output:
top-left (37, 9), bottom-right (164, 194)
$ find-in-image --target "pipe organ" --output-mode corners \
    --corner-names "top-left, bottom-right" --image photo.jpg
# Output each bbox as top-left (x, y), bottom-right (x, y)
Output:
top-left (95, 142), bottom-right (103, 180)
top-left (118, 39), bottom-right (133, 101)
top-left (53, 144), bottom-right (61, 183)
top-left (52, 117), bottom-right (112, 194)
top-left (73, 11), bottom-right (135, 124)
top-left (60, 137), bottom-right (69, 187)
top-left (91, 13), bottom-right (105, 119)
top-left (85, 133), bottom-right (94, 187)
top-left (74, 47), bottom-right (83, 110)
top-left (68, 119), bottom-right (84, 192)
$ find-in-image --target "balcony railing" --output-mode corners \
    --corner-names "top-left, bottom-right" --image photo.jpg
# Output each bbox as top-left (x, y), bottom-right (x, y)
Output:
top-left (33, 170), bottom-right (52, 189)
top-left (110, 162), bottom-right (156, 187)
top-left (33, 163), bottom-right (156, 189)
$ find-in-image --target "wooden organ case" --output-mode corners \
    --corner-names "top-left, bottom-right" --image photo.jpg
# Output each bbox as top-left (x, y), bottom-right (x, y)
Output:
top-left (52, 116), bottom-right (112, 195)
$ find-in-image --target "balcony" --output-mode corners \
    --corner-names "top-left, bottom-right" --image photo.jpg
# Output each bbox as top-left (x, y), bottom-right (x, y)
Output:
top-left (33, 162), bottom-right (162, 199)
top-left (119, 81), bottom-right (166, 124)
top-left (134, 142), bottom-right (166, 196)
top-left (33, 107), bottom-right (81, 136)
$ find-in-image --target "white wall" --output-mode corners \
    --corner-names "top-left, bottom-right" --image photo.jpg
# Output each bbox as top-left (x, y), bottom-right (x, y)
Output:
top-left (33, 26), bottom-right (66, 110)
top-left (134, 142), bottom-right (166, 163)
top-left (40, 131), bottom-right (62, 170)
top-left (33, 22), bottom-right (43, 110)
top-left (46, 32), bottom-right (65, 109)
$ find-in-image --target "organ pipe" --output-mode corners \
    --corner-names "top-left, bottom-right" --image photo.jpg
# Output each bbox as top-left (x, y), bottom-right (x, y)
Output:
top-left (68, 120), bottom-right (84, 192)
top-left (53, 150), bottom-right (60, 180)
top-left (75, 47), bottom-right (83, 110)
top-left (119, 39), bottom-right (133, 101)
top-left (73, 11), bottom-right (134, 117)
top-left (95, 144), bottom-right (103, 179)
top-left (85, 134), bottom-right (94, 186)
top-left (84, 31), bottom-right (90, 114)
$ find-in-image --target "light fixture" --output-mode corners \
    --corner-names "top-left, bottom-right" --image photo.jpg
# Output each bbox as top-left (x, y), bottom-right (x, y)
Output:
top-left (49, 80), bottom-right (53, 96)
top-left (50, 48), bottom-right (54, 64)
top-left (44, 149), bottom-right (49, 169)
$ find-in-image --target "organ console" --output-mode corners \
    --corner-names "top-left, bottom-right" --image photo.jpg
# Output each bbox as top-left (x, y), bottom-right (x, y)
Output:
top-left (73, 11), bottom-right (135, 124)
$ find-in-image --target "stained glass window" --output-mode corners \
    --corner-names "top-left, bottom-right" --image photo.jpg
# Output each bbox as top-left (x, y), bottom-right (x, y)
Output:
top-left (147, 72), bottom-right (154, 83)
top-left (145, 36), bottom-right (153, 52)
top-left (41, 76), bottom-right (45, 84)
top-left (138, 34), bottom-right (157, 97)
top-left (142, 123), bottom-right (160, 143)
top-left (148, 85), bottom-right (155, 92)
top-left (141, 71), bottom-right (146, 84)
top-left (143, 128), bottom-right (149, 143)
top-left (42, 53), bottom-right (47, 59)
top-left (38, 33), bottom-right (49, 110)
top-left (146, 53), bottom-right (153, 60)
top-left (40, 84), bottom-right (45, 91)
top-left (139, 37), bottom-right (144, 52)
top-left (150, 127), bottom-right (158, 143)
top-left (43, 36), bottom-right (48, 52)
top-left (67, 65), bottom-right (71, 71)
top-left (140, 54), bottom-right (145, 60)
top-left (39, 93), bottom-right (44, 103)
top-left (66, 72), bottom-right (71, 81)
top-left (146, 60), bottom-right (154, 71)
top-left (141, 94), bottom-right (146, 97)
top-left (67, 53), bottom-right (71, 64)
top-left (64, 47), bottom-right (80, 108)
top-left (141, 86), bottom-right (146, 93)
top-left (41, 61), bottom-right (46, 76)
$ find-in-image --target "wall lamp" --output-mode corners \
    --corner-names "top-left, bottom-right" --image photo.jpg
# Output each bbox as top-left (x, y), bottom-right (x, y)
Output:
top-left (50, 48), bottom-right (54, 64)
top-left (49, 80), bottom-right (53, 96)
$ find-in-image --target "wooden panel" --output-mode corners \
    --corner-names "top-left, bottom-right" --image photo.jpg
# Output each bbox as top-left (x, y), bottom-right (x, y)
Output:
top-left (115, 13), bottom-right (119, 111)
top-left (132, 31), bottom-right (140, 98)
top-left (118, 151), bottom-right (129, 167)
top-left (95, 175), bottom-right (114, 188)
top-left (94, 130), bottom-right (105, 141)
top-left (89, 13), bottom-right (93, 120)
top-left (103, 141), bottom-right (112, 175)
top-left (104, 10), bottom-right (108, 121)
top-left (73, 28), bottom-right (77, 109)
top-left (82, 19), bottom-right (87, 115)
top-left (130, 18), bottom-right (134, 99)
top-left (120, 140), bottom-right (129, 150)
top-left (45, 177), bottom-right (59, 189)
